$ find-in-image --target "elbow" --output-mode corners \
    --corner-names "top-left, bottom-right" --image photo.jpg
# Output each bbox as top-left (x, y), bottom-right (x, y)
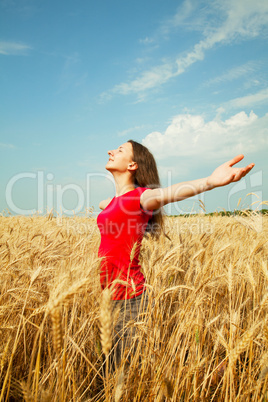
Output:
top-left (155, 194), bottom-right (164, 209)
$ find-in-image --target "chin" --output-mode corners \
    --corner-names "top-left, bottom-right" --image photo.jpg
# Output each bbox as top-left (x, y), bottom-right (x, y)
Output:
top-left (105, 164), bottom-right (112, 172)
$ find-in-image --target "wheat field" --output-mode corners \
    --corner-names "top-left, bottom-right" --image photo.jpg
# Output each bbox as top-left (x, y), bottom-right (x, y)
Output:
top-left (0, 212), bottom-right (267, 401)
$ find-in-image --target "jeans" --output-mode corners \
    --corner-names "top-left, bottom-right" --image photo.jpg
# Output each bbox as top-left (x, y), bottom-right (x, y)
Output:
top-left (112, 291), bottom-right (149, 370)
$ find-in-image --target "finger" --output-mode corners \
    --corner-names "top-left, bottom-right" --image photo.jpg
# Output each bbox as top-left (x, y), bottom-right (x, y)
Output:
top-left (242, 163), bottom-right (255, 175)
top-left (229, 154), bottom-right (244, 167)
top-left (240, 169), bottom-right (248, 179)
top-left (235, 164), bottom-right (254, 180)
top-left (247, 163), bottom-right (255, 170)
top-left (230, 163), bottom-right (254, 182)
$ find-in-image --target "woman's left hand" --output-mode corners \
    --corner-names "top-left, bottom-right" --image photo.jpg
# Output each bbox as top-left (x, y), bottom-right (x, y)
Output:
top-left (207, 155), bottom-right (255, 189)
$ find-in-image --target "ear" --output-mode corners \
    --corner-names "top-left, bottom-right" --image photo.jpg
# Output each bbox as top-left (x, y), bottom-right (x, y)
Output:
top-left (128, 161), bottom-right (138, 171)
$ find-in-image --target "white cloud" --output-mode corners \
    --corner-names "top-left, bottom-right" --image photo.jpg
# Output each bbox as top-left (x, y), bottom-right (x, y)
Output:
top-left (0, 143), bottom-right (14, 148)
top-left (112, 63), bottom-right (174, 95)
top-left (227, 88), bottom-right (268, 109)
top-left (202, 62), bottom-right (259, 87)
top-left (142, 111), bottom-right (268, 161)
top-left (117, 125), bottom-right (148, 137)
top-left (57, 52), bottom-right (88, 93)
top-left (168, 0), bottom-right (197, 29)
top-left (110, 0), bottom-right (268, 97)
top-left (135, 57), bottom-right (150, 64)
top-left (0, 41), bottom-right (32, 55)
top-left (139, 37), bottom-right (154, 45)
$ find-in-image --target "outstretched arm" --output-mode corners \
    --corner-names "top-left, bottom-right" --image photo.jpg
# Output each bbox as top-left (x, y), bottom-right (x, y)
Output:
top-left (140, 155), bottom-right (255, 211)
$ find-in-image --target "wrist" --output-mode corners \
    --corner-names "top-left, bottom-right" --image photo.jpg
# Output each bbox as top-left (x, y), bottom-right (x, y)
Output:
top-left (205, 176), bottom-right (216, 191)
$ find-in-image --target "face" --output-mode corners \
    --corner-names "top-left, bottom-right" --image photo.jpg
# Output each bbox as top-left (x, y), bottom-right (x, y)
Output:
top-left (106, 142), bottom-right (136, 173)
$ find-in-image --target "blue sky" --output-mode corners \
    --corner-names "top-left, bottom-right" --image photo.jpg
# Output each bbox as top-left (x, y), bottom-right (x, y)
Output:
top-left (1, 0), bottom-right (268, 216)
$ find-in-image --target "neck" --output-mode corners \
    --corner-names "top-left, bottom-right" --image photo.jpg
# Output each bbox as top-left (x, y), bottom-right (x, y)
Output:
top-left (112, 172), bottom-right (135, 197)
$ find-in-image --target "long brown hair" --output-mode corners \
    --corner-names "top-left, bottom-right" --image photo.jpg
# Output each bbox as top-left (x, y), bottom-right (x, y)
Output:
top-left (128, 139), bottom-right (165, 238)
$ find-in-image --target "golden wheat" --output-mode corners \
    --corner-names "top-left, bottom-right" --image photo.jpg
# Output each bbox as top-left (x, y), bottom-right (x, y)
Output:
top-left (0, 213), bottom-right (267, 400)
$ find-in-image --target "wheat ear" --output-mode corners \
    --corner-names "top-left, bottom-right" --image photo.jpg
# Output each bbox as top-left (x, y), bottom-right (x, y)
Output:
top-left (51, 305), bottom-right (63, 355)
top-left (100, 288), bottom-right (113, 356)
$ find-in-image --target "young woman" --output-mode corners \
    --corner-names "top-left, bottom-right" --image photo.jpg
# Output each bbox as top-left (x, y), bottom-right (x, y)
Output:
top-left (97, 140), bottom-right (254, 368)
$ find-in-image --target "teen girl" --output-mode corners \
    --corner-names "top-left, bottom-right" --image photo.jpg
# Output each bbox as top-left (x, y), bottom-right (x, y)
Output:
top-left (97, 140), bottom-right (254, 368)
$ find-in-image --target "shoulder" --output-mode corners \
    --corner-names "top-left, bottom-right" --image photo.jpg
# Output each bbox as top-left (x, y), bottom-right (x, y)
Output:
top-left (140, 187), bottom-right (162, 211)
top-left (99, 197), bottom-right (112, 210)
top-left (135, 187), bottom-right (151, 196)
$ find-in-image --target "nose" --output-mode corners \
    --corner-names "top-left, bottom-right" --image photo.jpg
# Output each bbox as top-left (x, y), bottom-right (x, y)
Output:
top-left (108, 150), bottom-right (113, 156)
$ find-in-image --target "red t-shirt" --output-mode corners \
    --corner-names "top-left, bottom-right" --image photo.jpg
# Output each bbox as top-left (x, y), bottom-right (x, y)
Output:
top-left (97, 187), bottom-right (152, 300)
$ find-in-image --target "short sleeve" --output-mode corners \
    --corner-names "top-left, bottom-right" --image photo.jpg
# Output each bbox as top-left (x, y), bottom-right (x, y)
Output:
top-left (138, 187), bottom-right (153, 217)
